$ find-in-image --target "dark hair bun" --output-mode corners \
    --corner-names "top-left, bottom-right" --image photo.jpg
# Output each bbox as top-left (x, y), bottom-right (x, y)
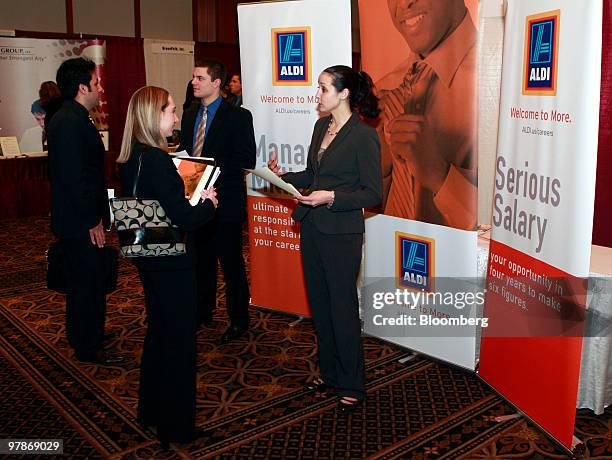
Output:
top-left (323, 65), bottom-right (380, 119)
top-left (354, 71), bottom-right (380, 119)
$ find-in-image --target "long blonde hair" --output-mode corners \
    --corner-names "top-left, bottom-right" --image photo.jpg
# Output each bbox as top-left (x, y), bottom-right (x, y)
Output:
top-left (117, 86), bottom-right (170, 163)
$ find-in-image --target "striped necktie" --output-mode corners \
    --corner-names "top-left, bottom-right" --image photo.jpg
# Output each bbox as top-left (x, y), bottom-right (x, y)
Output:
top-left (382, 60), bottom-right (433, 220)
top-left (402, 60), bottom-right (432, 115)
top-left (192, 105), bottom-right (208, 157)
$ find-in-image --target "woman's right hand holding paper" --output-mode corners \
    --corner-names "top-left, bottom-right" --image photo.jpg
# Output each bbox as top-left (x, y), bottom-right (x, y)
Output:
top-left (267, 149), bottom-right (286, 176)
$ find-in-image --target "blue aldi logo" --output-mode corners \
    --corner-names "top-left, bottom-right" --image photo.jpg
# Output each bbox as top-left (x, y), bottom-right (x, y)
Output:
top-left (271, 27), bottom-right (311, 86)
top-left (396, 232), bottom-right (435, 291)
top-left (522, 10), bottom-right (560, 96)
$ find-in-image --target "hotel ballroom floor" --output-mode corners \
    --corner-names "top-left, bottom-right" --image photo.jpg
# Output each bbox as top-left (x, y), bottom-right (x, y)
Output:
top-left (0, 216), bottom-right (609, 459)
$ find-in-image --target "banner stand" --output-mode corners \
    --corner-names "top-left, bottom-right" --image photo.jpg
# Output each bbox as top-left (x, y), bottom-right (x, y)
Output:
top-left (479, 0), bottom-right (602, 450)
top-left (288, 317), bottom-right (305, 327)
top-left (238, 0), bottom-right (352, 317)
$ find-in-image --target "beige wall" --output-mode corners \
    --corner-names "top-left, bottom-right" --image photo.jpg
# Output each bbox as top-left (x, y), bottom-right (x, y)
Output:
top-left (73, 0), bottom-right (134, 37)
top-left (0, 0), bottom-right (353, 46)
top-left (141, 0), bottom-right (192, 41)
top-left (0, 0), bottom-right (66, 33)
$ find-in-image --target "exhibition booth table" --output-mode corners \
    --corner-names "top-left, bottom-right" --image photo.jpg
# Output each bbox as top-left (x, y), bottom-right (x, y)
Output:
top-left (0, 152), bottom-right (118, 219)
top-left (0, 153), bottom-right (51, 219)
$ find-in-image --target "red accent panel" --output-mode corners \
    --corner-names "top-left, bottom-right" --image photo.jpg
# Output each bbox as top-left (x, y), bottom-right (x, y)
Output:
top-left (480, 240), bottom-right (585, 449)
top-left (105, 38), bottom-right (146, 165)
top-left (247, 196), bottom-right (310, 317)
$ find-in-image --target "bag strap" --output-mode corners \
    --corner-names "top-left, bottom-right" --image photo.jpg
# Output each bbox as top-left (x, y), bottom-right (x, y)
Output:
top-left (132, 149), bottom-right (144, 197)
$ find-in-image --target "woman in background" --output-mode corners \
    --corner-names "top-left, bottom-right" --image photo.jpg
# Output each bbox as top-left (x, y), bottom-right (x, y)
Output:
top-left (268, 65), bottom-right (382, 411)
top-left (39, 80), bottom-right (62, 131)
top-left (117, 86), bottom-right (217, 445)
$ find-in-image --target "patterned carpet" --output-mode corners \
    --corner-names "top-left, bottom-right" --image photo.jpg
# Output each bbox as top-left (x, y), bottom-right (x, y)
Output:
top-left (0, 216), bottom-right (609, 459)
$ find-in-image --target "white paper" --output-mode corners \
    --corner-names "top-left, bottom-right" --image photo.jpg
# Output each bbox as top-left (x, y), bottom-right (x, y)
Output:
top-left (107, 189), bottom-right (115, 227)
top-left (190, 167), bottom-right (220, 206)
top-left (171, 150), bottom-right (215, 164)
top-left (247, 167), bottom-right (302, 198)
top-left (0, 136), bottom-right (21, 157)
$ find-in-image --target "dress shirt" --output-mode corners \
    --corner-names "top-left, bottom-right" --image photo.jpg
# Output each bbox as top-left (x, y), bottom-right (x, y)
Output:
top-left (191, 96), bottom-right (222, 152)
top-left (377, 12), bottom-right (478, 230)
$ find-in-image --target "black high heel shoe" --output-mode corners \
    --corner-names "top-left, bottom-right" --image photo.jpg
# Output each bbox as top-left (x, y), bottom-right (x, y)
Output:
top-left (304, 377), bottom-right (330, 393)
top-left (337, 396), bottom-right (363, 413)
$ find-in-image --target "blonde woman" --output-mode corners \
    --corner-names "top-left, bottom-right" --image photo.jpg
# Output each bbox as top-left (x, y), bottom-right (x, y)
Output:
top-left (117, 86), bottom-right (217, 445)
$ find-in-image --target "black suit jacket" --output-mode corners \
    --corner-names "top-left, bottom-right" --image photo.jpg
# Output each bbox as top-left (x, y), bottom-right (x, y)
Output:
top-left (283, 113), bottom-right (382, 234)
top-left (119, 143), bottom-right (215, 271)
top-left (178, 98), bottom-right (256, 222)
top-left (48, 99), bottom-right (109, 239)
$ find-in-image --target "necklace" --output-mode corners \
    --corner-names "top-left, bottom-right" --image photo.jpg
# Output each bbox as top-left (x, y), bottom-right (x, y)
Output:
top-left (327, 119), bottom-right (344, 137)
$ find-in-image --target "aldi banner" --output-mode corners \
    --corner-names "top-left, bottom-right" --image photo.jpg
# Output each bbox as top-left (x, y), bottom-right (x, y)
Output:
top-left (479, 0), bottom-right (602, 450)
top-left (362, 214), bottom-right (479, 369)
top-left (0, 38), bottom-right (107, 151)
top-left (357, 0), bottom-right (480, 368)
top-left (238, 0), bottom-right (352, 316)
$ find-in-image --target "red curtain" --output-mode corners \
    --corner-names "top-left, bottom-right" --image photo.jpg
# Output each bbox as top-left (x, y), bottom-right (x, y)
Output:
top-left (593, 0), bottom-right (612, 248)
top-left (105, 37), bottom-right (146, 156)
top-left (195, 42), bottom-right (241, 75)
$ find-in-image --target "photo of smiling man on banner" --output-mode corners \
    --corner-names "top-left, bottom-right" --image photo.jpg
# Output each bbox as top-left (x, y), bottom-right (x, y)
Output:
top-left (375, 0), bottom-right (478, 230)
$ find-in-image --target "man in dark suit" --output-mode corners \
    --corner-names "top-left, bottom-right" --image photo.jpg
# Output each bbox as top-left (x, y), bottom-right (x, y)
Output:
top-left (179, 59), bottom-right (256, 343)
top-left (48, 57), bottom-right (121, 364)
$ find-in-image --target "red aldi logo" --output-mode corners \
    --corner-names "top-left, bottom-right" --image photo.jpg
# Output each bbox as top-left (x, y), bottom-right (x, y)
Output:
top-left (522, 10), bottom-right (560, 96)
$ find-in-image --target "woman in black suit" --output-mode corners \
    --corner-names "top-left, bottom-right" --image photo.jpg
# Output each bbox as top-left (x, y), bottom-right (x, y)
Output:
top-left (268, 66), bottom-right (382, 411)
top-left (117, 86), bottom-right (217, 444)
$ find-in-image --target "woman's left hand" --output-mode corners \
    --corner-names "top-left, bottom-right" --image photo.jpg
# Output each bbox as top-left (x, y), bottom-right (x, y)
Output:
top-left (296, 190), bottom-right (334, 207)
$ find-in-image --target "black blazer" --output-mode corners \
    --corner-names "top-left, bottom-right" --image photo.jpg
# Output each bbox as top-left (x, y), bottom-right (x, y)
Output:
top-left (119, 143), bottom-right (215, 271)
top-left (283, 113), bottom-right (382, 234)
top-left (178, 98), bottom-right (256, 222)
top-left (48, 99), bottom-right (109, 239)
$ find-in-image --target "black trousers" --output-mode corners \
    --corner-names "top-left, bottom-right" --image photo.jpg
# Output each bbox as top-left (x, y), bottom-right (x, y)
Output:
top-left (63, 236), bottom-right (106, 359)
top-left (195, 219), bottom-right (250, 327)
top-left (137, 267), bottom-right (197, 443)
top-left (300, 217), bottom-right (365, 399)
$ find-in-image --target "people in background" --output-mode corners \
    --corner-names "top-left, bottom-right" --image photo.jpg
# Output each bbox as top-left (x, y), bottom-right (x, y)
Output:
top-left (220, 79), bottom-right (230, 99)
top-left (19, 100), bottom-right (46, 152)
top-left (378, 0), bottom-right (477, 230)
top-left (47, 58), bottom-right (120, 364)
top-left (117, 86), bottom-right (217, 446)
top-left (31, 100), bottom-right (46, 129)
top-left (178, 59), bottom-right (256, 344)
top-left (228, 73), bottom-right (242, 107)
top-left (39, 80), bottom-right (62, 131)
top-left (182, 80), bottom-right (198, 112)
top-left (268, 65), bottom-right (382, 411)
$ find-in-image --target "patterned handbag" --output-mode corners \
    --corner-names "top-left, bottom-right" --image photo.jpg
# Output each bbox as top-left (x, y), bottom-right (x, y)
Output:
top-left (110, 151), bottom-right (186, 258)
